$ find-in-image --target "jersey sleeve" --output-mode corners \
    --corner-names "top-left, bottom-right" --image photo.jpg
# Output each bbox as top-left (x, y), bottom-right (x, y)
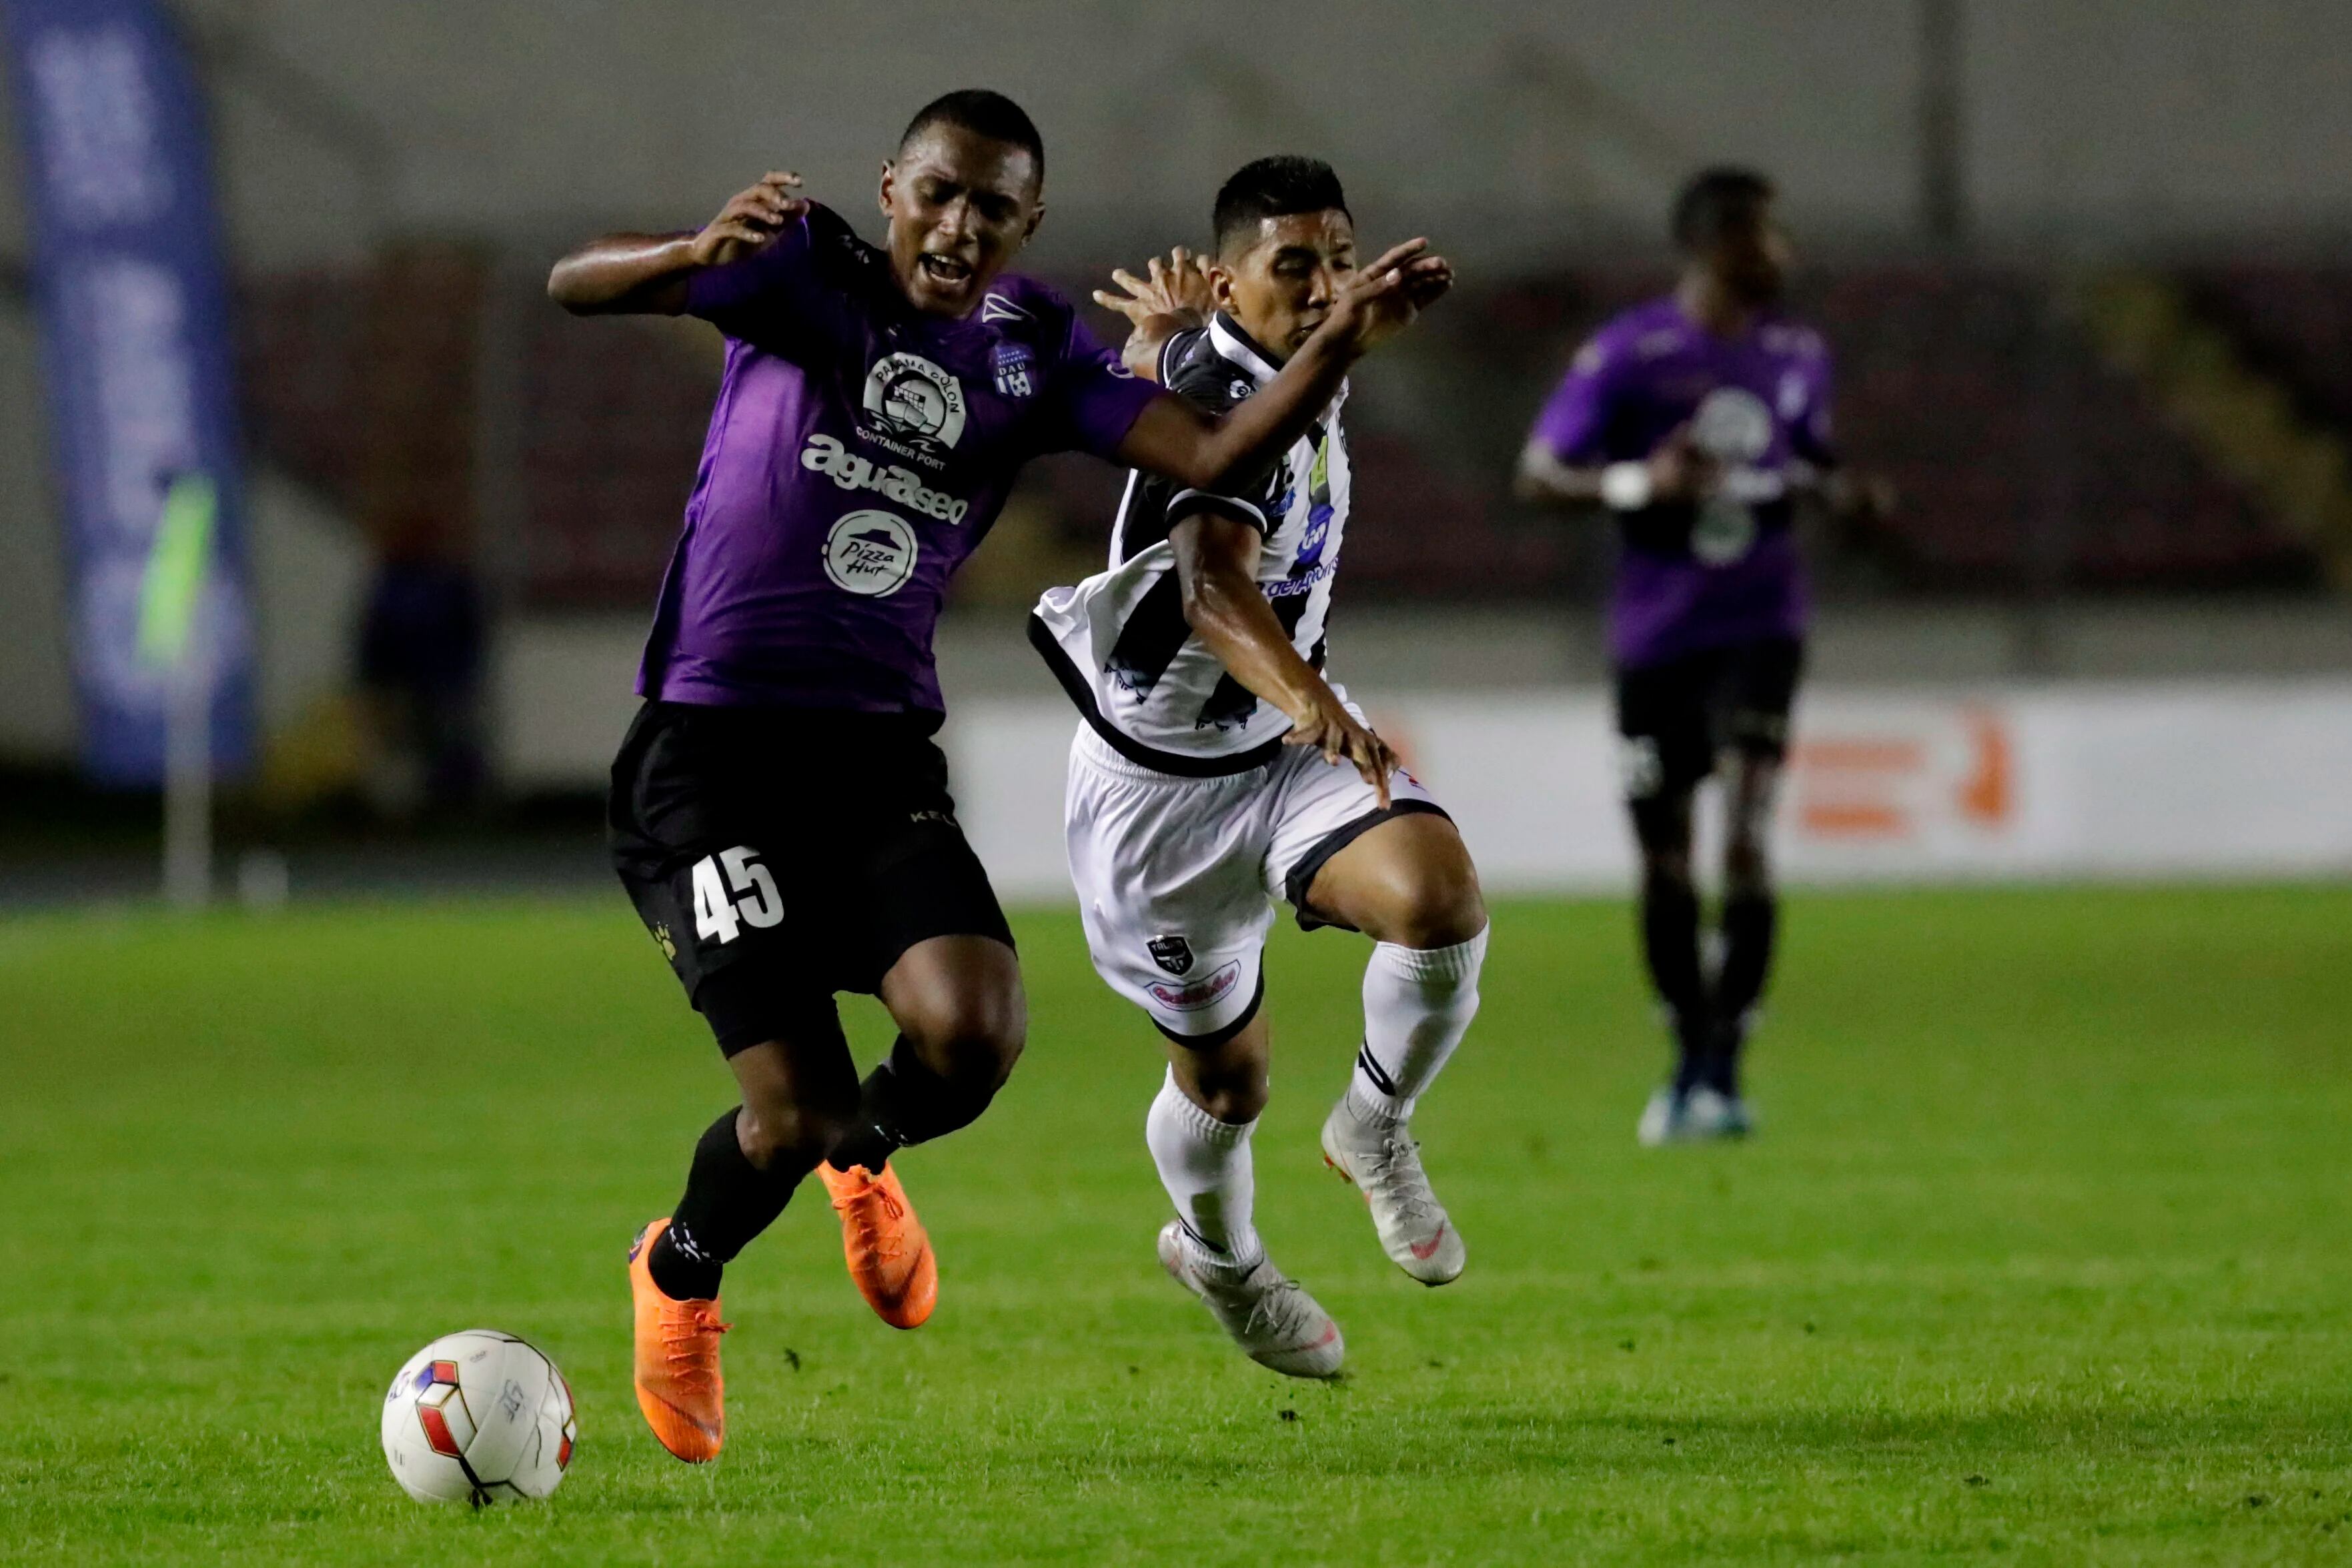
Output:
top-left (1030, 309), bottom-right (1161, 460)
top-left (682, 205), bottom-right (842, 356)
top-left (1790, 346), bottom-right (1839, 468)
top-left (1528, 332), bottom-right (1624, 466)
top-left (1151, 331), bottom-right (1281, 534)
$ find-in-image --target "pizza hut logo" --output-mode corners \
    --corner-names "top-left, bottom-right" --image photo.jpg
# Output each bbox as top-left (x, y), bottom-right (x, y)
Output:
top-left (1147, 958), bottom-right (1241, 1012)
top-left (1147, 934), bottom-right (1193, 976)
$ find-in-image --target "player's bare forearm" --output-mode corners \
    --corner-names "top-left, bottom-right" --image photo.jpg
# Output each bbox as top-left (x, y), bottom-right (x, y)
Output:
top-left (550, 172), bottom-right (805, 317)
top-left (1117, 329), bottom-right (1352, 491)
top-left (1512, 442), bottom-right (1607, 508)
top-left (546, 233), bottom-right (698, 315)
top-left (1173, 510), bottom-right (1395, 804)
top-left (1823, 467), bottom-right (1897, 523)
top-left (1173, 516), bottom-right (1325, 720)
top-left (1116, 239), bottom-right (1451, 492)
top-left (1121, 311), bottom-right (1198, 382)
top-left (1514, 428), bottom-right (1715, 512)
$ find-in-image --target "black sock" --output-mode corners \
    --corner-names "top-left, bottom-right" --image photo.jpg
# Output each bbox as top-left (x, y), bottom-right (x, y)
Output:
top-left (648, 1108), bottom-right (805, 1301)
top-left (1640, 878), bottom-right (1712, 1092)
top-left (1708, 892), bottom-right (1779, 1093)
top-left (827, 1034), bottom-right (1002, 1174)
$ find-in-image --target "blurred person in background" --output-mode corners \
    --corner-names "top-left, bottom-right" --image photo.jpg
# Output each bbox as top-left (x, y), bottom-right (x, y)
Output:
top-left (1514, 167), bottom-right (1888, 1146)
top-left (356, 526), bottom-right (488, 819)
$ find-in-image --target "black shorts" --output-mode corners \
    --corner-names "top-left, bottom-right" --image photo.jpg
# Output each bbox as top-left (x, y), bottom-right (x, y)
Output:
top-left (608, 700), bottom-right (1014, 1050)
top-left (1614, 636), bottom-right (1804, 800)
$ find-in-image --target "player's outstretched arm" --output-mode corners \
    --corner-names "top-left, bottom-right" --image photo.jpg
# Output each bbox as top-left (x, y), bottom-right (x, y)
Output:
top-left (1514, 424), bottom-right (1715, 510)
top-left (547, 173), bottom-right (806, 315)
top-left (1172, 509), bottom-right (1395, 808)
top-left (1116, 239), bottom-right (1453, 492)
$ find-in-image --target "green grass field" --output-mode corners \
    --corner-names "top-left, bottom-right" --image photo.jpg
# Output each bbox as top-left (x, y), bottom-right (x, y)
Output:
top-left (3, 885), bottom-right (2350, 1565)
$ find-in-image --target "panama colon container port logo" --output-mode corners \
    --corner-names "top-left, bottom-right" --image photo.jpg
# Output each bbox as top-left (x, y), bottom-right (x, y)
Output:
top-left (862, 352), bottom-right (967, 456)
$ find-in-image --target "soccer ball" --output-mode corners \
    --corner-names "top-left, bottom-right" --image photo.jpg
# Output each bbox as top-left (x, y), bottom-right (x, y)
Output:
top-left (380, 1329), bottom-right (576, 1505)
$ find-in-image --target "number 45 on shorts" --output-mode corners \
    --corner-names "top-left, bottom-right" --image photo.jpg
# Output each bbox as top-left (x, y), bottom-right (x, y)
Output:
top-left (691, 846), bottom-right (784, 944)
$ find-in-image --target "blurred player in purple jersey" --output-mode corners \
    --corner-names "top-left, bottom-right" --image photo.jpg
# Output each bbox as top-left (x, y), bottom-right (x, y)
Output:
top-left (546, 89), bottom-right (1450, 1461)
top-left (1515, 168), bottom-right (1887, 1146)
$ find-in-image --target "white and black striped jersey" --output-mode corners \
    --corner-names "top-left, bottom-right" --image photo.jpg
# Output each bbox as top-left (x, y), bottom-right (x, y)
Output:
top-left (1029, 312), bottom-right (1351, 776)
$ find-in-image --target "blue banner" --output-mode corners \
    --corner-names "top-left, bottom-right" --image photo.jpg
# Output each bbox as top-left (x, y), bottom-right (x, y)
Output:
top-left (3, 0), bottom-right (253, 784)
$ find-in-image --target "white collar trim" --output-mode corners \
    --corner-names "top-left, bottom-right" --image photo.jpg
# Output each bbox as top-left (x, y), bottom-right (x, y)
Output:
top-left (1209, 313), bottom-right (1281, 386)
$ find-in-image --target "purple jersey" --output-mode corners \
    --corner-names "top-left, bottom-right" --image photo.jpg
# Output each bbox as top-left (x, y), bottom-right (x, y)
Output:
top-left (1530, 295), bottom-right (1835, 668)
top-left (640, 203), bottom-right (1159, 714)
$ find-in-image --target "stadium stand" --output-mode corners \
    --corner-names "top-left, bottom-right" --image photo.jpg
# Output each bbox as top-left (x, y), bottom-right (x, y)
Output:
top-left (235, 259), bottom-right (2320, 609)
top-left (515, 312), bottom-right (717, 608)
top-left (2183, 265), bottom-right (2352, 436)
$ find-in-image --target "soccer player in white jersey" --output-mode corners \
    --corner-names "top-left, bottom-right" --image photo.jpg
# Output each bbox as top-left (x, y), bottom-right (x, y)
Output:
top-left (1031, 158), bottom-right (1487, 1379)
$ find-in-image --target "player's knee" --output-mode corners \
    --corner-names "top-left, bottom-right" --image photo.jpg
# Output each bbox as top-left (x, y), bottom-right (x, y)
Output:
top-left (1325, 817), bottom-right (1488, 948)
top-left (1630, 792), bottom-right (1696, 867)
top-left (1384, 860), bottom-right (1488, 950)
top-left (899, 994), bottom-right (1027, 1092)
top-left (1191, 1082), bottom-right (1266, 1124)
top-left (1725, 836), bottom-right (1774, 900)
top-left (1641, 851), bottom-right (1695, 898)
top-left (736, 1082), bottom-right (855, 1174)
top-left (1184, 1060), bottom-right (1268, 1124)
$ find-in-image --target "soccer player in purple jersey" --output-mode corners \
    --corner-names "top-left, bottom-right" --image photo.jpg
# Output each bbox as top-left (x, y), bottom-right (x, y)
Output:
top-left (1514, 167), bottom-right (1886, 1146)
top-left (546, 89), bottom-right (1450, 1462)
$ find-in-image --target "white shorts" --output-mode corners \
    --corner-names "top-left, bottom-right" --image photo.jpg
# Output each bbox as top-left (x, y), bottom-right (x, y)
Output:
top-left (1063, 709), bottom-right (1446, 1044)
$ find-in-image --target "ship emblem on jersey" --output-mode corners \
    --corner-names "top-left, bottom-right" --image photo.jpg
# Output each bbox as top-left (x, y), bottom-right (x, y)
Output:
top-left (1687, 387), bottom-right (1771, 567)
top-left (1690, 386), bottom-right (1772, 464)
top-left (1147, 934), bottom-right (1195, 976)
top-left (862, 352), bottom-right (967, 460)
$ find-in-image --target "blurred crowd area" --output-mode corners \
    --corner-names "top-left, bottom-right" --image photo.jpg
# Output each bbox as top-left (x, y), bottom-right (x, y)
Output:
top-left (6, 0), bottom-right (2351, 860)
top-left (239, 243), bottom-right (2352, 626)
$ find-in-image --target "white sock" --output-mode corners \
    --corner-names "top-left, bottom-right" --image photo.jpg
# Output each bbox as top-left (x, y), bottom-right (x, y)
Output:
top-left (1347, 926), bottom-right (1488, 1126)
top-left (1145, 1068), bottom-right (1261, 1273)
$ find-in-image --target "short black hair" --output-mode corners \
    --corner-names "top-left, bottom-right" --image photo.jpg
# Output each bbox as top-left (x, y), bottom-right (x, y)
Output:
top-left (1672, 167), bottom-right (1774, 251)
top-left (1213, 155), bottom-right (1349, 256)
top-left (899, 89), bottom-right (1044, 184)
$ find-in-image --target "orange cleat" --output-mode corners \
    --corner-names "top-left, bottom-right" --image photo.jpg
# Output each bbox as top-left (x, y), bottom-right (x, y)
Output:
top-left (627, 1219), bottom-right (730, 1463)
top-left (818, 1162), bottom-right (938, 1329)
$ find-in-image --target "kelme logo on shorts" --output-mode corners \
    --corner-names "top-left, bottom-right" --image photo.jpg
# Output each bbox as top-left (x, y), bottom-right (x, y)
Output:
top-left (822, 510), bottom-right (918, 598)
top-left (801, 434), bottom-right (968, 524)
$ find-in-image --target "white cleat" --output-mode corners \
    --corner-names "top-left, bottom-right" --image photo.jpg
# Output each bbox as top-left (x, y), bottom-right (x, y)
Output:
top-left (1156, 1222), bottom-right (1345, 1380)
top-left (1320, 1100), bottom-right (1466, 1286)
top-left (1638, 1084), bottom-right (1755, 1146)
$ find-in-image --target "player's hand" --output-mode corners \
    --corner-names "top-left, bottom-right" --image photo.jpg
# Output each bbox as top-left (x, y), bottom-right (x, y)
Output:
top-left (1325, 239), bottom-right (1454, 356)
top-left (1094, 248), bottom-right (1213, 381)
top-left (1647, 423), bottom-right (1720, 503)
top-left (1284, 692), bottom-right (1397, 811)
top-left (1827, 468), bottom-right (1898, 524)
top-left (689, 173), bottom-right (806, 269)
top-left (1095, 248), bottom-right (1213, 326)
